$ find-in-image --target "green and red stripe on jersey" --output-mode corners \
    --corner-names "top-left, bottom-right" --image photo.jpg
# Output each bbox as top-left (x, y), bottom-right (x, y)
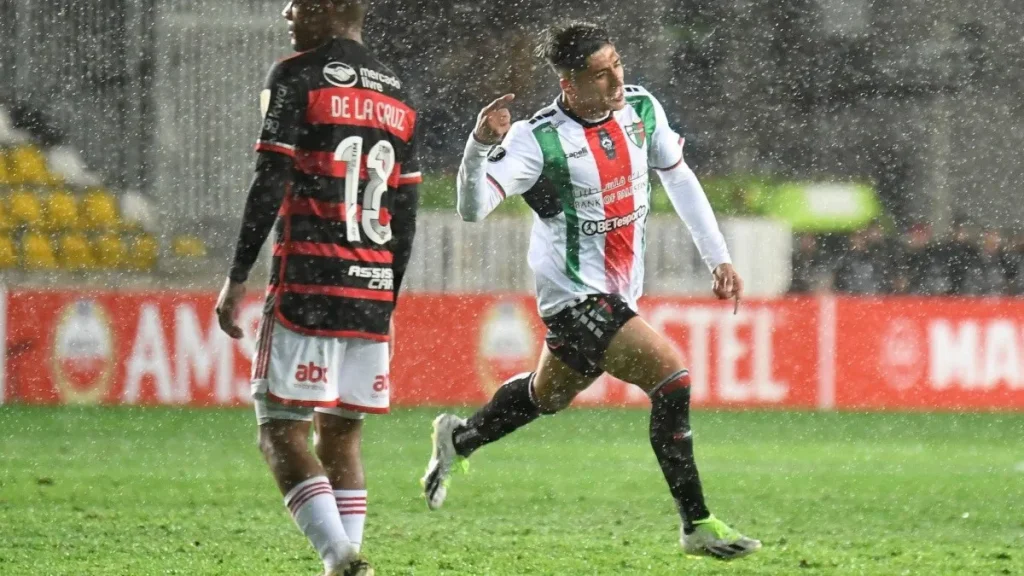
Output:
top-left (583, 122), bottom-right (636, 294)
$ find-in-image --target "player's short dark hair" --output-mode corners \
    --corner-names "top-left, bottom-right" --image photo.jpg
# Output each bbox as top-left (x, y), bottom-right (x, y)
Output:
top-left (536, 22), bottom-right (613, 76)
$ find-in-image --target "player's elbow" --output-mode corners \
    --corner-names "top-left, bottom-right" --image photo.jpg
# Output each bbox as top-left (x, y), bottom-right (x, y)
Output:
top-left (457, 205), bottom-right (484, 223)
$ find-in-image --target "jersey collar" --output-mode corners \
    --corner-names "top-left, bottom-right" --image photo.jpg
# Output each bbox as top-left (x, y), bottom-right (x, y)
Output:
top-left (556, 95), bottom-right (613, 128)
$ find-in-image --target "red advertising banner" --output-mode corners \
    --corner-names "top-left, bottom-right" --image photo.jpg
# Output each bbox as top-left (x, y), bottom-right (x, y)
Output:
top-left (833, 298), bottom-right (1024, 410)
top-left (3, 289), bottom-right (1023, 411)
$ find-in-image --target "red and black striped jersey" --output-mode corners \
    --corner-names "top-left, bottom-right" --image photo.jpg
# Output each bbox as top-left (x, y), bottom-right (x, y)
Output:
top-left (254, 38), bottom-right (420, 340)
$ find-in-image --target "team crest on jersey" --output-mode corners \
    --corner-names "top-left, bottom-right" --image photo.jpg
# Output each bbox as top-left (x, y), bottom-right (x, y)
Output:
top-left (626, 121), bottom-right (646, 148)
top-left (323, 61), bottom-right (357, 87)
top-left (597, 128), bottom-right (616, 160)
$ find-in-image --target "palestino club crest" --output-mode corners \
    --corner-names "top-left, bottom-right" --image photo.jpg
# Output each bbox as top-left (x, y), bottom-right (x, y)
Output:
top-left (51, 299), bottom-right (115, 404)
top-left (626, 121), bottom-right (646, 148)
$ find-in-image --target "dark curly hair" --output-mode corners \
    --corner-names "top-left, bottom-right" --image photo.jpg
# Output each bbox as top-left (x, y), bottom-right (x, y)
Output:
top-left (535, 21), bottom-right (614, 76)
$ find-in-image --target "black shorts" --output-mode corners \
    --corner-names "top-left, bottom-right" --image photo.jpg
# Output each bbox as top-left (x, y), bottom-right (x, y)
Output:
top-left (542, 294), bottom-right (638, 378)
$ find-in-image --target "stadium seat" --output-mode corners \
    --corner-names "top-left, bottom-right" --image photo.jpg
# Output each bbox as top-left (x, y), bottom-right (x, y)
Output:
top-left (0, 234), bottom-right (17, 269)
top-left (21, 232), bottom-right (58, 270)
top-left (172, 235), bottom-right (207, 258)
top-left (57, 233), bottom-right (95, 270)
top-left (81, 188), bottom-right (120, 231)
top-left (128, 233), bottom-right (159, 271)
top-left (8, 188), bottom-right (43, 228)
top-left (0, 151), bottom-right (11, 185)
top-left (7, 144), bottom-right (58, 185)
top-left (93, 233), bottom-right (126, 269)
top-left (43, 190), bottom-right (79, 231)
top-left (0, 201), bottom-right (13, 233)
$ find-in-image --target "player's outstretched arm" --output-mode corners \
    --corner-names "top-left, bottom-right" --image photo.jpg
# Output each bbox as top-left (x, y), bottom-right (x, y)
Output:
top-left (456, 94), bottom-right (542, 222)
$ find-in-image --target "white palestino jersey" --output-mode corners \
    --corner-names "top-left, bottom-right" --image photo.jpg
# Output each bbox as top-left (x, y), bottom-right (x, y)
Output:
top-left (458, 85), bottom-right (731, 317)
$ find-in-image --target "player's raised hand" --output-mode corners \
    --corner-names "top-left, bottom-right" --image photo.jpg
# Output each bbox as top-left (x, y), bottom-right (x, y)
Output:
top-left (215, 277), bottom-right (247, 340)
top-left (712, 263), bottom-right (744, 314)
top-left (473, 93), bottom-right (515, 145)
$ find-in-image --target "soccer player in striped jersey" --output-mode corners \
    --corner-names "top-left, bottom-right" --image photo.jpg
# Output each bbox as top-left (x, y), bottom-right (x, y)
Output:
top-left (422, 22), bottom-right (761, 560)
top-left (215, 1), bottom-right (421, 574)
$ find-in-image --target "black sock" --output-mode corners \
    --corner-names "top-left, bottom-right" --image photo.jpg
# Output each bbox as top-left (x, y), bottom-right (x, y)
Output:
top-left (452, 372), bottom-right (546, 458)
top-left (649, 369), bottom-right (711, 533)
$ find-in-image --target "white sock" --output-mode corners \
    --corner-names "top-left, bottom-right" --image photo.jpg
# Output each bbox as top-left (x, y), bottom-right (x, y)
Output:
top-left (335, 489), bottom-right (367, 552)
top-left (285, 476), bottom-right (354, 571)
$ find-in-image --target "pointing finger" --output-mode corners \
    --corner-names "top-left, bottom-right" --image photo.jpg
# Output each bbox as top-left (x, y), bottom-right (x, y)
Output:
top-left (483, 93), bottom-right (515, 113)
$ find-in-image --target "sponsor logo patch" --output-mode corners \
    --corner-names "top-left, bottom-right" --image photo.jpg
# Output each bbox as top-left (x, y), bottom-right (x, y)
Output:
top-left (295, 362), bottom-right (329, 384)
top-left (487, 146), bottom-right (507, 163)
top-left (581, 205), bottom-right (648, 236)
top-left (323, 61), bottom-right (358, 87)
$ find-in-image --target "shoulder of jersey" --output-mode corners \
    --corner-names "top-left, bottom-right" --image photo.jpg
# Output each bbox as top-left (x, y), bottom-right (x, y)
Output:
top-left (272, 48), bottom-right (320, 79)
top-left (526, 105), bottom-right (559, 127)
top-left (623, 84), bottom-right (653, 98)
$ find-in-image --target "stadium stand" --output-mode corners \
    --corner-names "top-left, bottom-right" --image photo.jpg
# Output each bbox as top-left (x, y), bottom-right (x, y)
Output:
top-left (0, 234), bottom-right (17, 269)
top-left (43, 190), bottom-right (79, 231)
top-left (0, 103), bottom-right (209, 276)
top-left (21, 231), bottom-right (57, 270)
top-left (58, 232), bottom-right (95, 270)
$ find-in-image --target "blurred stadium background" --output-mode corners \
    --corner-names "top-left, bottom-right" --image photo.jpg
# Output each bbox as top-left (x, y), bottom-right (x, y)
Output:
top-left (0, 1), bottom-right (1022, 574)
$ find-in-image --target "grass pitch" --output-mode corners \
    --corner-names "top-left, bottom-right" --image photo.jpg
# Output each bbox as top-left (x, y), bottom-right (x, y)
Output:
top-left (0, 406), bottom-right (1021, 575)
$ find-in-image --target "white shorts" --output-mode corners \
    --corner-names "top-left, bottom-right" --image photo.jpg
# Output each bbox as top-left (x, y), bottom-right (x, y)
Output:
top-left (251, 319), bottom-right (390, 425)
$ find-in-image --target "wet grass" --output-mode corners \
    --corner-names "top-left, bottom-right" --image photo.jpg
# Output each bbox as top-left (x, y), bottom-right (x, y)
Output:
top-left (1, 406), bottom-right (1022, 575)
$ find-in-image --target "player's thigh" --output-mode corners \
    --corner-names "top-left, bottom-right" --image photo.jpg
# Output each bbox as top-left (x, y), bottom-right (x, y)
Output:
top-left (533, 344), bottom-right (600, 411)
top-left (257, 411), bottom-right (313, 455)
top-left (313, 409), bottom-right (363, 453)
top-left (601, 315), bottom-right (686, 393)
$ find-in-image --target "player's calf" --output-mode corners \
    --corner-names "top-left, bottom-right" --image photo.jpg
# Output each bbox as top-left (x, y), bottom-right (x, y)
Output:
top-left (258, 420), bottom-right (357, 573)
top-left (451, 372), bottom-right (549, 458)
top-left (422, 372), bottom-right (551, 510)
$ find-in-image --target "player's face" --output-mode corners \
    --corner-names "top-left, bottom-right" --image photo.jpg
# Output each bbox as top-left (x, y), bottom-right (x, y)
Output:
top-left (566, 45), bottom-right (626, 114)
top-left (282, 0), bottom-right (334, 52)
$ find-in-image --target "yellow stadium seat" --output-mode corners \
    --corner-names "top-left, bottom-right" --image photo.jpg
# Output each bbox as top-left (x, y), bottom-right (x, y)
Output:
top-left (81, 188), bottom-right (120, 231)
top-left (93, 233), bottom-right (126, 269)
top-left (7, 145), bottom-right (58, 185)
top-left (128, 234), bottom-right (159, 271)
top-left (9, 189), bottom-right (42, 228)
top-left (0, 151), bottom-right (11, 185)
top-left (43, 191), bottom-right (79, 231)
top-left (57, 233), bottom-right (95, 270)
top-left (21, 232), bottom-right (57, 270)
top-left (0, 201), bottom-right (13, 233)
top-left (0, 235), bottom-right (17, 269)
top-left (172, 235), bottom-right (207, 258)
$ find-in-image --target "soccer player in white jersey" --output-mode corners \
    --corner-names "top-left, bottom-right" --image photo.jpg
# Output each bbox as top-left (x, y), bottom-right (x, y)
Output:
top-left (421, 22), bottom-right (761, 560)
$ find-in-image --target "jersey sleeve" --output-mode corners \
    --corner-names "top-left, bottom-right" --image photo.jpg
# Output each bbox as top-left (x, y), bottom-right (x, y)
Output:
top-left (255, 60), bottom-right (307, 158)
top-left (626, 86), bottom-right (685, 171)
top-left (482, 120), bottom-right (544, 199)
top-left (457, 120), bottom-right (543, 221)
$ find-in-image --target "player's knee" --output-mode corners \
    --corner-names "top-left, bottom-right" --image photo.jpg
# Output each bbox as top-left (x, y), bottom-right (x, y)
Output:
top-left (258, 424), bottom-right (302, 464)
top-left (257, 427), bottom-right (279, 463)
top-left (314, 423), bottom-right (362, 463)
